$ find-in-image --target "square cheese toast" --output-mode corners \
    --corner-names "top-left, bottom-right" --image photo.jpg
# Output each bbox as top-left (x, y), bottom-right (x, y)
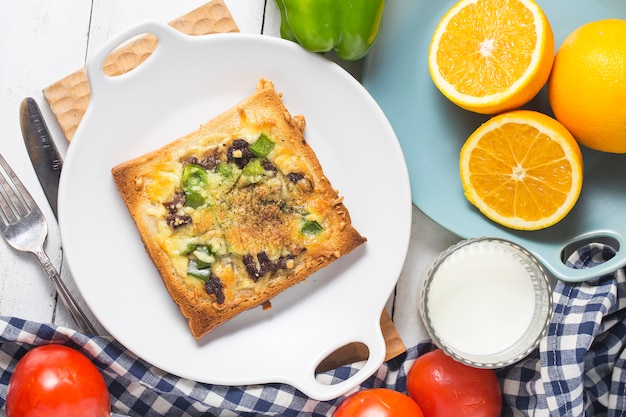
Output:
top-left (112, 79), bottom-right (366, 339)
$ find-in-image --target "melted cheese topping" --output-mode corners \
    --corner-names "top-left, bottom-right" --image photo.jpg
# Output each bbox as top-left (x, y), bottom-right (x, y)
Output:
top-left (143, 124), bottom-right (331, 306)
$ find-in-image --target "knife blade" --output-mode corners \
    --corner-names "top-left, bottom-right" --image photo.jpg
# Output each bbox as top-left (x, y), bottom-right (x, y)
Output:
top-left (20, 97), bottom-right (63, 219)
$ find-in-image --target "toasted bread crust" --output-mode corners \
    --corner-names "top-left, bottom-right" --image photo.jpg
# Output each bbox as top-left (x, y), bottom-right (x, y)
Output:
top-left (112, 79), bottom-right (365, 339)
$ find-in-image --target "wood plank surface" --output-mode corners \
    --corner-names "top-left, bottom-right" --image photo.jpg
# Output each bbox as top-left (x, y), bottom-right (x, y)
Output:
top-left (0, 1), bottom-right (91, 325)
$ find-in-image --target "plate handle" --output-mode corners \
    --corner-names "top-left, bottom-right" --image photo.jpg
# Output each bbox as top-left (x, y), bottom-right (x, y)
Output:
top-left (85, 21), bottom-right (186, 99)
top-left (538, 231), bottom-right (626, 282)
top-left (287, 322), bottom-right (387, 401)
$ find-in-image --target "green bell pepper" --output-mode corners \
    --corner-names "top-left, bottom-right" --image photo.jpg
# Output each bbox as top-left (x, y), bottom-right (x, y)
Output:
top-left (300, 219), bottom-right (324, 236)
top-left (249, 133), bottom-right (275, 158)
top-left (188, 259), bottom-right (211, 281)
top-left (274, 0), bottom-right (385, 61)
top-left (181, 164), bottom-right (208, 208)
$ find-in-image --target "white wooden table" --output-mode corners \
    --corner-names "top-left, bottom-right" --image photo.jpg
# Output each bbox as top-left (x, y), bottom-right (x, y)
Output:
top-left (0, 0), bottom-right (460, 354)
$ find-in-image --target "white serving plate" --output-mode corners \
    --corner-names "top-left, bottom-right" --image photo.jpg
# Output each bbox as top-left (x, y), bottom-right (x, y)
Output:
top-left (58, 22), bottom-right (411, 401)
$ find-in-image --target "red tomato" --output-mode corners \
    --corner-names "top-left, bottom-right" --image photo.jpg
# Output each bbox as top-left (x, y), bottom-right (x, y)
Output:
top-left (406, 349), bottom-right (501, 417)
top-left (333, 388), bottom-right (424, 417)
top-left (6, 345), bottom-right (111, 417)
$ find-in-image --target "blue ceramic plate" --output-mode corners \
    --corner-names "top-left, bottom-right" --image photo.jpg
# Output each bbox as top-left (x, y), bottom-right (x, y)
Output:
top-left (364, 0), bottom-right (626, 282)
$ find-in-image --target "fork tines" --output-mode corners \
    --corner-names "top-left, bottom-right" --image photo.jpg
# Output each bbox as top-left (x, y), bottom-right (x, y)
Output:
top-left (0, 154), bottom-right (34, 227)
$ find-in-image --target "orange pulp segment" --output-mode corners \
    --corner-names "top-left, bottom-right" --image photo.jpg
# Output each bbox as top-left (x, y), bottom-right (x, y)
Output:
top-left (460, 110), bottom-right (583, 230)
top-left (428, 0), bottom-right (554, 114)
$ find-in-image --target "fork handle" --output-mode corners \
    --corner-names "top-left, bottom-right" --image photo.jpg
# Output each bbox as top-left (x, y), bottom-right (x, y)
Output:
top-left (35, 250), bottom-right (98, 335)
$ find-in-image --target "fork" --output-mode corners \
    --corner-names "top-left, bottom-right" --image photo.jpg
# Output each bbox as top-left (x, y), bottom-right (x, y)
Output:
top-left (0, 154), bottom-right (97, 334)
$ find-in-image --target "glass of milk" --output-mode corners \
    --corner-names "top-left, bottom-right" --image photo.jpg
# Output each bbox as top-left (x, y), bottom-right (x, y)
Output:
top-left (421, 237), bottom-right (553, 368)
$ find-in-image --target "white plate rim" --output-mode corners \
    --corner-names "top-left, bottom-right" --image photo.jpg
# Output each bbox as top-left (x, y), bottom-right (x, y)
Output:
top-left (58, 23), bottom-right (412, 400)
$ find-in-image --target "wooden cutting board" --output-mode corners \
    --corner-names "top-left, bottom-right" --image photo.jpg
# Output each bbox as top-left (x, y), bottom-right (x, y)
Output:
top-left (43, 0), bottom-right (406, 367)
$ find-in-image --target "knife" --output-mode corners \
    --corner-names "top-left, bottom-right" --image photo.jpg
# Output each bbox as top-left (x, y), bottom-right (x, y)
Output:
top-left (20, 97), bottom-right (63, 218)
top-left (19, 97), bottom-right (101, 334)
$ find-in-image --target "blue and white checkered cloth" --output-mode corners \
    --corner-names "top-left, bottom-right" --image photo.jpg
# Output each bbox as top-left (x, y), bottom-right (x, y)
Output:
top-left (1, 243), bottom-right (625, 416)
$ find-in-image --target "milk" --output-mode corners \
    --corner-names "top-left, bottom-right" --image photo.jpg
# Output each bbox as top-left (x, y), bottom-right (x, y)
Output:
top-left (426, 240), bottom-right (537, 356)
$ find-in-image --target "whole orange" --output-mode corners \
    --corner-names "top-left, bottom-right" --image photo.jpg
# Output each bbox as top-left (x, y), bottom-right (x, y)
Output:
top-left (547, 19), bottom-right (626, 153)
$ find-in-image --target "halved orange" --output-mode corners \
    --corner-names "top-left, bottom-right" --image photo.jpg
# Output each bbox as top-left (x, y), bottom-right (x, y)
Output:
top-left (460, 110), bottom-right (583, 231)
top-left (428, 0), bottom-right (554, 114)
